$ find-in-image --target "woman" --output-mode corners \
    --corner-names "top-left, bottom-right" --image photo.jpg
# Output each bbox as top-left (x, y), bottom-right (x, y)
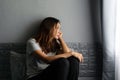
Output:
top-left (26, 17), bottom-right (84, 80)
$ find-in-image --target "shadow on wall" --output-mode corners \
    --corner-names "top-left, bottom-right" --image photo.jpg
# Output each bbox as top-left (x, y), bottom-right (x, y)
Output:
top-left (21, 19), bottom-right (42, 42)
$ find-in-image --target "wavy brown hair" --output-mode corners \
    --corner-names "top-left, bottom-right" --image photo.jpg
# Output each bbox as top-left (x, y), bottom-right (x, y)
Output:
top-left (33, 17), bottom-right (61, 53)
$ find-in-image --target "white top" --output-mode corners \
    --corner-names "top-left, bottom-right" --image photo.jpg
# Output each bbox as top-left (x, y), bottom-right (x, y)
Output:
top-left (26, 38), bottom-right (56, 78)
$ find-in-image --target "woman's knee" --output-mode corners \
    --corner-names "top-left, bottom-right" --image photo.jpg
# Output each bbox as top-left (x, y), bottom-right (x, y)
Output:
top-left (52, 58), bottom-right (70, 68)
top-left (68, 56), bottom-right (79, 67)
top-left (68, 56), bottom-right (79, 74)
top-left (58, 58), bottom-right (69, 66)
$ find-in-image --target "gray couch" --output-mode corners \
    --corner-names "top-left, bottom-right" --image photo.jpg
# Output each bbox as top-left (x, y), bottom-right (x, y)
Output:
top-left (0, 42), bottom-right (102, 80)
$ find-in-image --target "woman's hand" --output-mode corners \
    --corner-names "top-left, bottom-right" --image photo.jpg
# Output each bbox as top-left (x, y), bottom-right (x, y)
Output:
top-left (54, 31), bottom-right (63, 40)
top-left (71, 52), bottom-right (84, 63)
top-left (57, 31), bottom-right (63, 39)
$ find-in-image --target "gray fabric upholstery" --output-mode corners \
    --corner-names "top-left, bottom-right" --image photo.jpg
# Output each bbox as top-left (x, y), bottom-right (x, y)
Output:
top-left (10, 51), bottom-right (26, 80)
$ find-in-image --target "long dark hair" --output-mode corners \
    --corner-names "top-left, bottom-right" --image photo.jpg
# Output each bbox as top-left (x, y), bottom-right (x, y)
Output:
top-left (33, 17), bottom-right (61, 53)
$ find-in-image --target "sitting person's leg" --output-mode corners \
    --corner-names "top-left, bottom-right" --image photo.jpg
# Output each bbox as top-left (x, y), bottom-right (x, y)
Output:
top-left (27, 58), bottom-right (70, 80)
top-left (67, 56), bottom-right (79, 80)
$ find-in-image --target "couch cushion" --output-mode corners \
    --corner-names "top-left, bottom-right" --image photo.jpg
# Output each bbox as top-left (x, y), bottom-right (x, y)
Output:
top-left (10, 51), bottom-right (26, 80)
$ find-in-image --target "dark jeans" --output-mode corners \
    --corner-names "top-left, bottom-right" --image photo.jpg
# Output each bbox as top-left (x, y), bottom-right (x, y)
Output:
top-left (27, 56), bottom-right (79, 80)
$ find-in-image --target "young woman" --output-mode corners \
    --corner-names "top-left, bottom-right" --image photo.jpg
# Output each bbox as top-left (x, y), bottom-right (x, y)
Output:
top-left (26, 17), bottom-right (84, 80)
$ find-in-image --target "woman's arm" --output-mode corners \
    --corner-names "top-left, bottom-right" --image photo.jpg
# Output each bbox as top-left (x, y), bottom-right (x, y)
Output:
top-left (33, 50), bottom-right (83, 63)
top-left (57, 32), bottom-right (71, 53)
top-left (33, 49), bottom-right (84, 63)
top-left (33, 49), bottom-right (73, 63)
top-left (57, 31), bottom-right (84, 62)
top-left (58, 37), bottom-right (71, 53)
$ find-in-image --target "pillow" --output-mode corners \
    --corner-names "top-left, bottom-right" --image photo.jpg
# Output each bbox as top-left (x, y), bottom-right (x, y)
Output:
top-left (10, 51), bottom-right (26, 80)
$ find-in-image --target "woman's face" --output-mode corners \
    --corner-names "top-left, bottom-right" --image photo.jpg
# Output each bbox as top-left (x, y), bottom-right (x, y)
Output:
top-left (52, 23), bottom-right (61, 39)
